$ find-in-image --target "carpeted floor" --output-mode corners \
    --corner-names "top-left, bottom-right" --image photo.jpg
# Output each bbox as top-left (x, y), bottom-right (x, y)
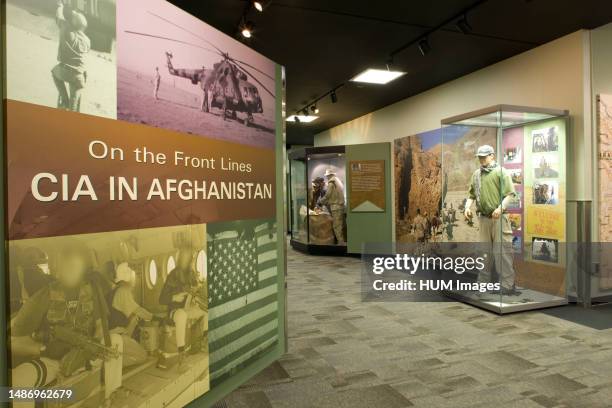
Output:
top-left (222, 244), bottom-right (612, 408)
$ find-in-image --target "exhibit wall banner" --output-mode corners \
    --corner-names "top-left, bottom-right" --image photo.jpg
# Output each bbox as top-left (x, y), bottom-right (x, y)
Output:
top-left (2, 1), bottom-right (285, 407)
top-left (598, 94), bottom-right (612, 243)
top-left (523, 118), bottom-right (567, 265)
top-left (346, 143), bottom-right (392, 254)
top-left (7, 100), bottom-right (276, 240)
top-left (348, 160), bottom-right (386, 212)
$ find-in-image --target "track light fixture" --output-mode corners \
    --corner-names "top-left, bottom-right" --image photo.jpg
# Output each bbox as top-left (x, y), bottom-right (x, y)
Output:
top-left (418, 38), bottom-right (431, 56)
top-left (294, 115), bottom-right (300, 123)
top-left (456, 15), bottom-right (472, 35)
top-left (330, 90), bottom-right (338, 104)
top-left (252, 1), bottom-right (264, 12)
top-left (296, 2), bottom-right (487, 129)
top-left (241, 21), bottom-right (254, 38)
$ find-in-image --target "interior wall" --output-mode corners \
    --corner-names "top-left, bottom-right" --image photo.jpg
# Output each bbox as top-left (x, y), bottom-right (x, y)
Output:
top-left (587, 22), bottom-right (612, 299)
top-left (345, 143), bottom-right (392, 254)
top-left (590, 21), bottom-right (612, 241)
top-left (315, 31), bottom-right (591, 205)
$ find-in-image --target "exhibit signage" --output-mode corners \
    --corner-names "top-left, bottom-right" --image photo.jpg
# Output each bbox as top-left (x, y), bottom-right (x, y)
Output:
top-left (349, 160), bottom-right (386, 212)
top-left (2, 0), bottom-right (285, 406)
top-left (7, 100), bottom-right (276, 240)
top-left (523, 119), bottom-right (567, 265)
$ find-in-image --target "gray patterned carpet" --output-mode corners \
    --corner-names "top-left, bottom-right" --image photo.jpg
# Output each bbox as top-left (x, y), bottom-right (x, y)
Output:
top-left (223, 244), bottom-right (612, 408)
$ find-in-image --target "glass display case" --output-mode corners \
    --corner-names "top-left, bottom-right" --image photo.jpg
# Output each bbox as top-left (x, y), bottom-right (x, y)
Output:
top-left (288, 146), bottom-right (347, 254)
top-left (440, 105), bottom-right (569, 313)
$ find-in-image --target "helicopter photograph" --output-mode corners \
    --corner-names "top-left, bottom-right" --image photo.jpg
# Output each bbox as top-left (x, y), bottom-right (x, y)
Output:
top-left (116, 0), bottom-right (277, 150)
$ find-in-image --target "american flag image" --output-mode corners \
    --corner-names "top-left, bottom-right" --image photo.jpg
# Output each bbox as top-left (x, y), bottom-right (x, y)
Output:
top-left (208, 234), bottom-right (258, 306)
top-left (206, 219), bottom-right (280, 385)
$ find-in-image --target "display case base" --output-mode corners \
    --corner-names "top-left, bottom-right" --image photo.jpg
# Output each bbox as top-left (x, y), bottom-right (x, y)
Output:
top-left (445, 289), bottom-right (567, 314)
top-left (290, 239), bottom-right (347, 255)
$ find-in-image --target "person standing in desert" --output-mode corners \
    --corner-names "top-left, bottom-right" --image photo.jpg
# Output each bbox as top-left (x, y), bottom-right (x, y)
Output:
top-left (51, 0), bottom-right (91, 113)
top-left (153, 67), bottom-right (162, 100)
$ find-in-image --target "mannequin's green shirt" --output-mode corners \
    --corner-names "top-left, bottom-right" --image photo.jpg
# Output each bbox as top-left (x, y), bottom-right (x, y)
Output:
top-left (468, 166), bottom-right (515, 215)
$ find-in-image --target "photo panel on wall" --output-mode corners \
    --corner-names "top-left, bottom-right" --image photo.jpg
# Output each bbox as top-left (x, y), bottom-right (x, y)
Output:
top-left (5, 0), bottom-right (118, 119)
top-left (2, 1), bottom-right (283, 407)
top-left (8, 224), bottom-right (211, 406)
top-left (116, 0), bottom-right (277, 149)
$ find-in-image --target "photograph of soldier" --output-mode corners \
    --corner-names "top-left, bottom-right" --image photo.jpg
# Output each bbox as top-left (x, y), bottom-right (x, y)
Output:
top-left (117, 0), bottom-right (276, 149)
top-left (5, 0), bottom-right (117, 118)
top-left (9, 243), bottom-right (123, 408)
top-left (464, 144), bottom-right (520, 296)
top-left (532, 237), bottom-right (559, 263)
top-left (159, 248), bottom-right (208, 368)
top-left (9, 246), bottom-right (54, 315)
top-left (532, 126), bottom-right (559, 153)
top-left (51, 0), bottom-right (91, 112)
top-left (533, 153), bottom-right (560, 178)
top-left (108, 262), bottom-right (152, 367)
top-left (318, 168), bottom-right (346, 244)
top-left (7, 224), bottom-right (210, 407)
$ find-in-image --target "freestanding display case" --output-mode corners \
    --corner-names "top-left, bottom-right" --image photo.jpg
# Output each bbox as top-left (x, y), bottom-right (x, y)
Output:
top-left (440, 105), bottom-right (569, 313)
top-left (289, 146), bottom-right (348, 254)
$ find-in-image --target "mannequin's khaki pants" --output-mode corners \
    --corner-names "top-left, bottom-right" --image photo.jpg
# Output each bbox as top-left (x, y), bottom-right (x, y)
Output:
top-left (478, 214), bottom-right (515, 290)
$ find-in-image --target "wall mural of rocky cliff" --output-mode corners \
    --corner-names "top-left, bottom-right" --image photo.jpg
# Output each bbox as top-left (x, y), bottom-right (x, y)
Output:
top-left (394, 126), bottom-right (496, 243)
top-left (441, 125), bottom-right (496, 242)
top-left (394, 130), bottom-right (443, 243)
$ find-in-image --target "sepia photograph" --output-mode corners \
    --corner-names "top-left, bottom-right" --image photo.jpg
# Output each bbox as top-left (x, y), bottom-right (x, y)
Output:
top-left (8, 224), bottom-right (209, 407)
top-left (5, 0), bottom-right (117, 118)
top-left (532, 126), bottom-right (559, 153)
top-left (532, 237), bottom-right (559, 263)
top-left (116, 0), bottom-right (277, 149)
top-left (533, 153), bottom-right (560, 178)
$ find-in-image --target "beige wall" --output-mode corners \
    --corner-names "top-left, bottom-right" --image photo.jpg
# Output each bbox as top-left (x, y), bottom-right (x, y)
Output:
top-left (591, 21), bottom-right (612, 241)
top-left (315, 30), bottom-right (591, 201)
top-left (588, 22), bottom-right (612, 298)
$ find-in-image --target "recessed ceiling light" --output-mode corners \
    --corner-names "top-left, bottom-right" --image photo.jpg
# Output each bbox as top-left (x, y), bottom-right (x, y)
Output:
top-left (350, 68), bottom-right (406, 84)
top-left (253, 1), bottom-right (264, 12)
top-left (287, 115), bottom-right (319, 123)
top-left (241, 21), bottom-right (254, 38)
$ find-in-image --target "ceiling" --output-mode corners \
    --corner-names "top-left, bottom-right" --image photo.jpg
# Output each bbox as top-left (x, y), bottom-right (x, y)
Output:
top-left (168, 0), bottom-right (612, 146)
